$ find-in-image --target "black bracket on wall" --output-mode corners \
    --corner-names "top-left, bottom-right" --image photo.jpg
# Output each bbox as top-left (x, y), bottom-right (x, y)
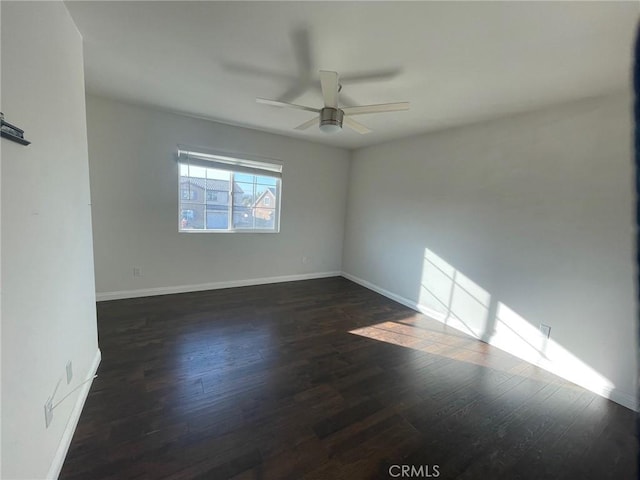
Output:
top-left (1, 112), bottom-right (31, 146)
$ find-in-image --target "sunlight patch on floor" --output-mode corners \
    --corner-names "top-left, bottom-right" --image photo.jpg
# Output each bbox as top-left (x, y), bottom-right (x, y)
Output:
top-left (352, 246), bottom-right (616, 398)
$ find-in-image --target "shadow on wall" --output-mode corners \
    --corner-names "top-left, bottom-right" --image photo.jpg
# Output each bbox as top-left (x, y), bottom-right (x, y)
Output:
top-left (354, 247), bottom-right (616, 403)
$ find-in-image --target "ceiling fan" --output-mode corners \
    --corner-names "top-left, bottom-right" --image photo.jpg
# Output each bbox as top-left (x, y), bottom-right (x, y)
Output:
top-left (256, 70), bottom-right (409, 134)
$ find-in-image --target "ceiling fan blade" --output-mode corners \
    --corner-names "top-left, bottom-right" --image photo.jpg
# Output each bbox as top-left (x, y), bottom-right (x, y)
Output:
top-left (342, 102), bottom-right (410, 116)
top-left (320, 70), bottom-right (339, 108)
top-left (344, 117), bottom-right (372, 134)
top-left (294, 117), bottom-right (319, 131)
top-left (256, 98), bottom-right (319, 113)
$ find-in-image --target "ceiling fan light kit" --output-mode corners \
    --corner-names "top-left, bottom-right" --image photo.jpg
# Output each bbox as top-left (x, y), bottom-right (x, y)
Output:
top-left (256, 70), bottom-right (409, 135)
top-left (319, 107), bottom-right (343, 133)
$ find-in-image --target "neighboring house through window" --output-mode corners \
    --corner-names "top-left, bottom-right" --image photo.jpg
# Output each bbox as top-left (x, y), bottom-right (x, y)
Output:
top-left (252, 188), bottom-right (277, 221)
top-left (178, 146), bottom-right (282, 232)
top-left (181, 189), bottom-right (197, 200)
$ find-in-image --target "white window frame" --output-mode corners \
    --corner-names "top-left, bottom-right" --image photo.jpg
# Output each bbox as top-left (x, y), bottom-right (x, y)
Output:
top-left (177, 146), bottom-right (282, 233)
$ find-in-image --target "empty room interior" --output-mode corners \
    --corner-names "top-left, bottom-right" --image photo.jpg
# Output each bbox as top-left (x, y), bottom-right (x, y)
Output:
top-left (2, 1), bottom-right (640, 479)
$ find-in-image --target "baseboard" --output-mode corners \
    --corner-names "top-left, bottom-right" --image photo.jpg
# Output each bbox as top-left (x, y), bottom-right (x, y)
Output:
top-left (341, 271), bottom-right (638, 412)
top-left (341, 271), bottom-right (424, 313)
top-left (341, 271), bottom-right (451, 324)
top-left (601, 388), bottom-right (638, 412)
top-left (96, 271), bottom-right (342, 301)
top-left (46, 349), bottom-right (101, 479)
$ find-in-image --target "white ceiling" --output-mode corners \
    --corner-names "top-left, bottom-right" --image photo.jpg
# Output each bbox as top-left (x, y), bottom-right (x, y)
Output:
top-left (66, 1), bottom-right (638, 149)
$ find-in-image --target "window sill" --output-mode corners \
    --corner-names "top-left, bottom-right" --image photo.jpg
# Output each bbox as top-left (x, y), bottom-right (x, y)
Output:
top-left (179, 228), bottom-right (280, 234)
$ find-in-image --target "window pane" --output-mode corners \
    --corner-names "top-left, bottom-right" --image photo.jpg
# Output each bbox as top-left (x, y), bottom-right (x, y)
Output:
top-left (255, 184), bottom-right (269, 196)
top-left (206, 210), bottom-right (229, 230)
top-left (233, 208), bottom-right (253, 228)
top-left (188, 165), bottom-right (207, 178)
top-left (233, 182), bottom-right (255, 206)
top-left (255, 210), bottom-right (275, 229)
top-left (206, 189), bottom-right (228, 204)
top-left (180, 203), bottom-right (204, 229)
top-left (253, 204), bottom-right (275, 222)
top-left (256, 175), bottom-right (277, 187)
top-left (179, 178), bottom-right (205, 203)
top-left (234, 173), bottom-right (255, 183)
top-left (207, 168), bottom-right (230, 181)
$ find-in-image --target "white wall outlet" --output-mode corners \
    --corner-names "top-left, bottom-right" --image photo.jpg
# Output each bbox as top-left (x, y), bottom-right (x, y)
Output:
top-left (44, 398), bottom-right (53, 428)
top-left (539, 324), bottom-right (551, 339)
top-left (66, 360), bottom-right (73, 384)
top-left (133, 267), bottom-right (142, 277)
top-left (302, 256), bottom-right (308, 264)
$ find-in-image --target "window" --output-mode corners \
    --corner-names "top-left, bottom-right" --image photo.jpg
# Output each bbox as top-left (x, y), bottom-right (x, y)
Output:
top-left (178, 147), bottom-right (282, 232)
top-left (181, 189), bottom-right (197, 200)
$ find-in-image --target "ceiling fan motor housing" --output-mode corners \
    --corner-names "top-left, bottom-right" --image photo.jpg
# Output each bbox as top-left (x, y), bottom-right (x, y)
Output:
top-left (320, 107), bottom-right (344, 132)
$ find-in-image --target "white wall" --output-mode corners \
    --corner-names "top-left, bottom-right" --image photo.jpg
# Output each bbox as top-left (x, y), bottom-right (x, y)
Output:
top-left (85, 96), bottom-right (350, 299)
top-left (343, 92), bottom-right (637, 410)
top-left (1, 2), bottom-right (100, 479)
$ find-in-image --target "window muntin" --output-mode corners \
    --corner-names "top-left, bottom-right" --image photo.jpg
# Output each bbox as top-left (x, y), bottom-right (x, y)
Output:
top-left (178, 151), bottom-right (281, 233)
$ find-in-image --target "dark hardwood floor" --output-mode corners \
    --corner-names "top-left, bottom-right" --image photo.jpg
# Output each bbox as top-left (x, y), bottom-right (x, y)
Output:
top-left (59, 277), bottom-right (637, 479)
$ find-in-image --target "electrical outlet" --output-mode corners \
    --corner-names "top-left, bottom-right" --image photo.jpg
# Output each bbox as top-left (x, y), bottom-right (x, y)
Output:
top-left (44, 398), bottom-right (53, 428)
top-left (133, 267), bottom-right (142, 277)
top-left (66, 361), bottom-right (73, 384)
top-left (539, 324), bottom-right (551, 339)
top-left (302, 256), bottom-right (308, 264)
